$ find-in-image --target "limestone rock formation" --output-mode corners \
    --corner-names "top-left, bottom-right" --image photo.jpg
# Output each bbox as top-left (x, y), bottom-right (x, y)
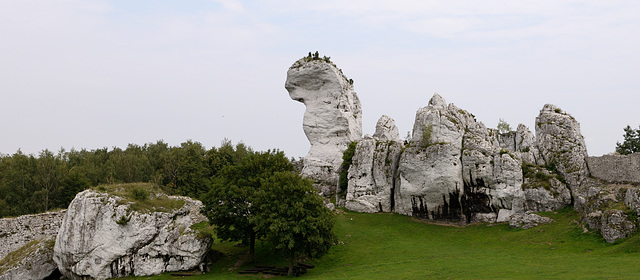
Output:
top-left (577, 183), bottom-right (638, 243)
top-left (373, 115), bottom-right (399, 141)
top-left (535, 104), bottom-right (589, 191)
top-left (0, 210), bottom-right (65, 280)
top-left (0, 210), bottom-right (66, 260)
top-left (341, 94), bottom-right (572, 223)
top-left (521, 165), bottom-right (572, 212)
top-left (53, 187), bottom-right (211, 280)
top-left (587, 153), bottom-right (640, 184)
top-left (285, 57), bottom-right (362, 193)
top-left (0, 236), bottom-right (58, 280)
top-left (345, 116), bottom-right (402, 213)
top-left (286, 57), bottom-right (640, 242)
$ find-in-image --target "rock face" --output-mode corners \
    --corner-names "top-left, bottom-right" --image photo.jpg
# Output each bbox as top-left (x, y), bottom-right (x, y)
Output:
top-left (0, 210), bottom-right (65, 260)
top-left (373, 115), bottom-right (399, 141)
top-left (587, 153), bottom-right (640, 184)
top-left (0, 210), bottom-right (65, 280)
top-left (285, 57), bottom-right (362, 193)
top-left (346, 116), bottom-right (402, 213)
top-left (53, 189), bottom-right (211, 280)
top-left (535, 104), bottom-right (589, 191)
top-left (0, 237), bottom-right (58, 280)
top-left (340, 94), bottom-right (574, 224)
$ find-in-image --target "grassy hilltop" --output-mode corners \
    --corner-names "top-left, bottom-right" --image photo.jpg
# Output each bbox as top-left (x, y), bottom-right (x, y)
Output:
top-left (127, 208), bottom-right (640, 279)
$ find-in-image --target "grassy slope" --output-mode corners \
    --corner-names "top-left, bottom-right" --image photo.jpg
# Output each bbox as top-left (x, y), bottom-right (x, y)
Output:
top-left (128, 208), bottom-right (640, 280)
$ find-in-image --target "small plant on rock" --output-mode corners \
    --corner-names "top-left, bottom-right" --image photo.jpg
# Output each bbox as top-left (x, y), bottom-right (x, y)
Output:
top-left (116, 215), bottom-right (131, 225)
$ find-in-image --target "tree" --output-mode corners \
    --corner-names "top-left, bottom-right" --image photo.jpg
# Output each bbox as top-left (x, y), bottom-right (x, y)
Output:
top-left (201, 149), bottom-right (293, 262)
top-left (616, 125), bottom-right (640, 155)
top-left (252, 172), bottom-right (335, 276)
top-left (497, 118), bottom-right (512, 133)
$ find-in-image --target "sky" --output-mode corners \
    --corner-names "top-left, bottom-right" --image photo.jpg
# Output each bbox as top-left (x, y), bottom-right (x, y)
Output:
top-left (1, 0), bottom-right (639, 159)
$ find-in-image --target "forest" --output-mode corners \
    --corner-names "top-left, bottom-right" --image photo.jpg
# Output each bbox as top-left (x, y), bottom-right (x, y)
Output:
top-left (0, 140), bottom-right (254, 218)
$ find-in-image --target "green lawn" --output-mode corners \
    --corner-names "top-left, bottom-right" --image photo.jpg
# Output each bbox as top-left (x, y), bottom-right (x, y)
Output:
top-left (128, 208), bottom-right (640, 279)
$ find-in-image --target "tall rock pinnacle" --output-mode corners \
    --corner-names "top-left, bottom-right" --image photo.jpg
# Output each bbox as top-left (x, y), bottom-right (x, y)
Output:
top-left (285, 55), bottom-right (362, 193)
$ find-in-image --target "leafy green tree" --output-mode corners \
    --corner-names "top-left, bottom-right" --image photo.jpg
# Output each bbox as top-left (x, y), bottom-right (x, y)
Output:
top-left (202, 149), bottom-right (292, 262)
top-left (175, 140), bottom-right (208, 198)
top-left (616, 125), bottom-right (640, 155)
top-left (33, 149), bottom-right (64, 211)
top-left (252, 172), bottom-right (335, 275)
top-left (497, 118), bottom-right (512, 133)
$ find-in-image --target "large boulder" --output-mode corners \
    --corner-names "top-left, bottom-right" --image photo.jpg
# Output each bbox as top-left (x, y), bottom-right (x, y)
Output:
top-left (53, 185), bottom-right (211, 280)
top-left (509, 213), bottom-right (554, 229)
top-left (285, 56), bottom-right (362, 194)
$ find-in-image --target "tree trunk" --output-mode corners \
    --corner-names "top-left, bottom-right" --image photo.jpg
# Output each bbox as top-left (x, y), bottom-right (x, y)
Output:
top-left (288, 250), bottom-right (295, 276)
top-left (249, 230), bottom-right (256, 263)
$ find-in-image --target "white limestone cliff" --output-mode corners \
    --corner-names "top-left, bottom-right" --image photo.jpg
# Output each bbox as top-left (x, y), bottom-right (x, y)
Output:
top-left (285, 57), bottom-right (362, 194)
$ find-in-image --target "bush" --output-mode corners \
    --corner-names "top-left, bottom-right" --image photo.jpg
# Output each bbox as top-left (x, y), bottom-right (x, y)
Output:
top-left (130, 185), bottom-right (149, 201)
top-left (339, 142), bottom-right (358, 195)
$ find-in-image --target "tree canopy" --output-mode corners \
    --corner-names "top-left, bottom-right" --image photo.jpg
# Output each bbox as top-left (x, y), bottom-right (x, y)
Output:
top-left (201, 149), bottom-right (293, 262)
top-left (252, 171), bottom-right (335, 275)
top-left (0, 139), bottom-right (250, 218)
top-left (616, 125), bottom-right (640, 155)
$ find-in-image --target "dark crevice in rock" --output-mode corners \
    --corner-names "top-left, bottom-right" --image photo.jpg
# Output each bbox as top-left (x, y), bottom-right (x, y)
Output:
top-left (390, 148), bottom-right (403, 212)
top-left (411, 196), bottom-right (428, 219)
top-left (461, 179), bottom-right (493, 223)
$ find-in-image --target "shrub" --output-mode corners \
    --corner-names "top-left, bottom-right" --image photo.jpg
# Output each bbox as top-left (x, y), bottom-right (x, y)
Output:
top-left (130, 185), bottom-right (149, 201)
top-left (339, 142), bottom-right (358, 195)
top-left (116, 215), bottom-right (130, 225)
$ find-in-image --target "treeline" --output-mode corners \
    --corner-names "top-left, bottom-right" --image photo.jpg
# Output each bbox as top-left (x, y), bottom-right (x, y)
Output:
top-left (0, 140), bottom-right (253, 218)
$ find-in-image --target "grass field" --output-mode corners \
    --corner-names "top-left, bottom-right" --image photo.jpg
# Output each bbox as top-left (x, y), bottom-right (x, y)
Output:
top-left (127, 207), bottom-right (640, 279)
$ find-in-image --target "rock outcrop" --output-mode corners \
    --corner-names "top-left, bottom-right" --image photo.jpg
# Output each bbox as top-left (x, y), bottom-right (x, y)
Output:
top-left (338, 94), bottom-right (574, 224)
top-left (0, 237), bottom-right (58, 280)
top-left (535, 104), bottom-right (590, 191)
top-left (0, 210), bottom-right (65, 280)
top-left (287, 56), bottom-right (640, 242)
top-left (346, 115), bottom-right (402, 213)
top-left (509, 213), bottom-right (554, 229)
top-left (0, 210), bottom-right (66, 260)
top-left (53, 186), bottom-right (211, 279)
top-left (587, 153), bottom-right (640, 184)
top-left (285, 56), bottom-right (362, 194)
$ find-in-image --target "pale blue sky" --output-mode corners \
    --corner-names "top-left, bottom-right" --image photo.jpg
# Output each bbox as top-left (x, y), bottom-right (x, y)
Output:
top-left (1, 0), bottom-right (639, 158)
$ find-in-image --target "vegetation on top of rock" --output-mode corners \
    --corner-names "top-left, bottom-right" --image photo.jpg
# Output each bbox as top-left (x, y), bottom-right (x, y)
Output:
top-left (0, 238), bottom-right (52, 274)
top-left (497, 118), bottom-right (512, 133)
top-left (93, 183), bottom-right (185, 213)
top-left (616, 125), bottom-right (640, 155)
top-left (522, 163), bottom-right (562, 193)
top-left (292, 51), bottom-right (354, 85)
